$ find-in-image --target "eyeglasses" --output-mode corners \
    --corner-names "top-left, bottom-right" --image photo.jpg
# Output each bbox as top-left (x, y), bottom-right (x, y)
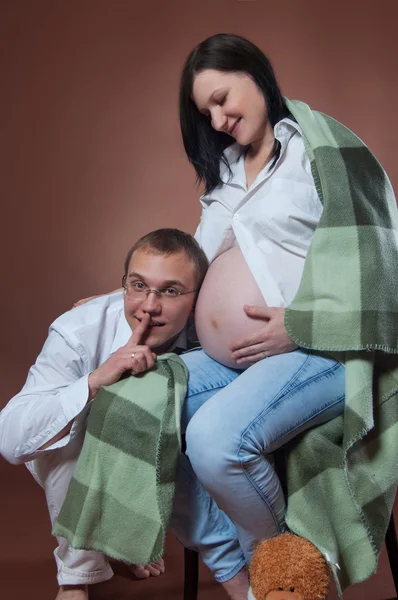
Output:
top-left (122, 276), bottom-right (198, 301)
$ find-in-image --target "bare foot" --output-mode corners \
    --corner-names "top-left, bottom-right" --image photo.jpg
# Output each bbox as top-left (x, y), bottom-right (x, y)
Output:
top-left (221, 565), bottom-right (249, 600)
top-left (55, 585), bottom-right (88, 600)
top-left (130, 558), bottom-right (165, 579)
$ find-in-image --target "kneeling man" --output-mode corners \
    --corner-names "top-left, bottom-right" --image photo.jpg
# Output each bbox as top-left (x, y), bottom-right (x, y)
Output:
top-left (0, 228), bottom-right (207, 600)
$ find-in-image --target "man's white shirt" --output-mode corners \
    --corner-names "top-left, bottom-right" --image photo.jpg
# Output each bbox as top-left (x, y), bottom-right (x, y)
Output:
top-left (0, 293), bottom-right (186, 464)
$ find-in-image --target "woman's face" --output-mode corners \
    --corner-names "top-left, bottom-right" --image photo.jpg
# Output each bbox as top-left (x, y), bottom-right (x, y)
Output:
top-left (192, 69), bottom-right (269, 147)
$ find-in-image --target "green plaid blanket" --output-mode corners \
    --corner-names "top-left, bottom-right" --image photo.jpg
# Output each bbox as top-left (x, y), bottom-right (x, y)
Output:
top-left (52, 353), bottom-right (188, 565)
top-left (284, 99), bottom-right (398, 594)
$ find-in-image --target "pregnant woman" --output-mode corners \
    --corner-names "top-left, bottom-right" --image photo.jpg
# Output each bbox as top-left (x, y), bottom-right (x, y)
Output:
top-left (175, 34), bottom-right (345, 598)
top-left (75, 34), bottom-right (397, 600)
top-left (175, 33), bottom-right (397, 599)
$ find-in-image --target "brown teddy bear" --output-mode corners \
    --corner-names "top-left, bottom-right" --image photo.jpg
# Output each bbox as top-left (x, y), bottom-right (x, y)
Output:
top-left (248, 532), bottom-right (330, 600)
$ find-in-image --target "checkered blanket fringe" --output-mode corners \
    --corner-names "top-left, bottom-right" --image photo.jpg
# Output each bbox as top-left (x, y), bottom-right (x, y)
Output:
top-left (284, 99), bottom-right (398, 595)
top-left (53, 353), bottom-right (188, 566)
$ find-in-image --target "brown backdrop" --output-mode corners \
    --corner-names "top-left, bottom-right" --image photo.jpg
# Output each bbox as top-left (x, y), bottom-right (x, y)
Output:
top-left (1, 0), bottom-right (397, 402)
top-left (0, 1), bottom-right (397, 597)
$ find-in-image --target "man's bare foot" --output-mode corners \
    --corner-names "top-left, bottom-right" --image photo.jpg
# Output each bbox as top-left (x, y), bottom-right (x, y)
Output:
top-left (221, 566), bottom-right (249, 600)
top-left (130, 558), bottom-right (165, 578)
top-left (55, 585), bottom-right (88, 600)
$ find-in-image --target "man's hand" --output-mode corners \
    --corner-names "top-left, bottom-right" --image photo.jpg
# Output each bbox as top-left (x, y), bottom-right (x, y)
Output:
top-left (73, 288), bottom-right (122, 308)
top-left (230, 306), bottom-right (298, 366)
top-left (88, 314), bottom-right (156, 400)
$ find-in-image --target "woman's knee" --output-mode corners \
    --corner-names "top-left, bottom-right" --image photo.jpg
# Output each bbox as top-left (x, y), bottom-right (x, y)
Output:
top-left (185, 405), bottom-right (233, 482)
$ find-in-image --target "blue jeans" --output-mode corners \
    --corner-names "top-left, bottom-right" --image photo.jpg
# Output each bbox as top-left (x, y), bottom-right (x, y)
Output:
top-left (170, 348), bottom-right (345, 582)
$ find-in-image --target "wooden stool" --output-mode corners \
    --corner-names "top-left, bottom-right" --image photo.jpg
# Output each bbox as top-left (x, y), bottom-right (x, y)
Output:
top-left (183, 547), bottom-right (199, 600)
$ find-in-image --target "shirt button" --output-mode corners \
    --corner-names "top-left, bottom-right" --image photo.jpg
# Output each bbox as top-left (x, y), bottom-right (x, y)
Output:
top-left (233, 214), bottom-right (239, 220)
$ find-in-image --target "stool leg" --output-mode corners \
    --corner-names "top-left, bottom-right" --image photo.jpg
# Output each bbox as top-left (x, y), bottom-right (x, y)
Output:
top-left (184, 548), bottom-right (199, 600)
top-left (385, 511), bottom-right (398, 596)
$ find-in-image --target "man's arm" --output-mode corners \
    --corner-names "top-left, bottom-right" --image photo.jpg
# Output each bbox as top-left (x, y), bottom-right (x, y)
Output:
top-left (38, 422), bottom-right (77, 451)
top-left (0, 313), bottom-right (155, 465)
top-left (37, 314), bottom-right (156, 452)
top-left (0, 328), bottom-right (90, 464)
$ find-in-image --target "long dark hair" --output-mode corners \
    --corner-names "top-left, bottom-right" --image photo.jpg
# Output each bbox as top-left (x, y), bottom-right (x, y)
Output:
top-left (179, 33), bottom-right (288, 194)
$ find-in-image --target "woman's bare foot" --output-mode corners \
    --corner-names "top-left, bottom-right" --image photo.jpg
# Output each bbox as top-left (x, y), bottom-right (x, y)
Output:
top-left (55, 585), bottom-right (88, 600)
top-left (130, 558), bottom-right (165, 578)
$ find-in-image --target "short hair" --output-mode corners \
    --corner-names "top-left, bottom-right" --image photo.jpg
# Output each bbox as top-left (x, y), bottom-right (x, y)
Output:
top-left (123, 228), bottom-right (208, 289)
top-left (179, 33), bottom-right (289, 194)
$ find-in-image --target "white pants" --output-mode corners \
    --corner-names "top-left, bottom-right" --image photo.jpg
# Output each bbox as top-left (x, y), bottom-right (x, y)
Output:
top-left (26, 424), bottom-right (246, 586)
top-left (26, 429), bottom-right (113, 586)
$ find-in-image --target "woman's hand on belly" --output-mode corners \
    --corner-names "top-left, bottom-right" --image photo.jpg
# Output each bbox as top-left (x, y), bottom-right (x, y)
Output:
top-left (230, 306), bottom-right (298, 365)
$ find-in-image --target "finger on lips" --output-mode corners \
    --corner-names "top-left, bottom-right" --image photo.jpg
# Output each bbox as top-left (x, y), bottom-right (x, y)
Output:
top-left (130, 313), bottom-right (151, 345)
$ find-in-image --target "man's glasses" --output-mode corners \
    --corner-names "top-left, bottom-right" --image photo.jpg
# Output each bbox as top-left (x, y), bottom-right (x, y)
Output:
top-left (122, 276), bottom-right (198, 301)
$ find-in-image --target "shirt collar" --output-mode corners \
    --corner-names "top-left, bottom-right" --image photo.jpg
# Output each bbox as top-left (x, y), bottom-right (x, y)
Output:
top-left (220, 143), bottom-right (243, 184)
top-left (220, 117), bottom-right (302, 186)
top-left (274, 117), bottom-right (302, 155)
top-left (171, 328), bottom-right (188, 353)
top-left (110, 309), bottom-right (188, 355)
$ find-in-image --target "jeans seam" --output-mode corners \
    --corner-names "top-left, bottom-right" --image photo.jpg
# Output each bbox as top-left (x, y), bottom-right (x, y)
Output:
top-left (244, 359), bottom-right (343, 438)
top-left (235, 358), bottom-right (343, 533)
top-left (262, 353), bottom-right (313, 413)
top-left (233, 355), bottom-right (313, 532)
top-left (274, 393), bottom-right (345, 444)
top-left (178, 459), bottom-right (230, 535)
top-left (269, 362), bottom-right (344, 439)
top-left (236, 452), bottom-right (284, 532)
top-left (213, 556), bottom-right (247, 583)
top-left (188, 380), bottom-right (235, 397)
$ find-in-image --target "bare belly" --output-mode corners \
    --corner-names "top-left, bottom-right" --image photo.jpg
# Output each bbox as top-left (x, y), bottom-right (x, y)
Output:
top-left (195, 246), bottom-right (267, 368)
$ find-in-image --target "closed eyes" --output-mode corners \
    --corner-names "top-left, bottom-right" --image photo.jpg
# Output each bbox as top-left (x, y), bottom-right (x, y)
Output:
top-left (199, 94), bottom-right (227, 118)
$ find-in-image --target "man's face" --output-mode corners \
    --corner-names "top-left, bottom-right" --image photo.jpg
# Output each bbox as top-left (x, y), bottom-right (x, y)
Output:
top-left (123, 249), bottom-right (197, 353)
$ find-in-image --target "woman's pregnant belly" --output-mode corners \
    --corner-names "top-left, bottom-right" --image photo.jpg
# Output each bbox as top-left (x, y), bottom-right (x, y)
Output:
top-left (195, 245), bottom-right (267, 368)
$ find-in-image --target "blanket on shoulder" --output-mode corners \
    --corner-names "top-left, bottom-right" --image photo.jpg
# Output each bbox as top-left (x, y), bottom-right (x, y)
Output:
top-left (53, 353), bottom-right (188, 566)
top-left (284, 99), bottom-right (398, 595)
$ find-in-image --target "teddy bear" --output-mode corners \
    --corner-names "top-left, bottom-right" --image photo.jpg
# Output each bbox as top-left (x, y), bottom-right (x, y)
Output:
top-left (248, 532), bottom-right (330, 600)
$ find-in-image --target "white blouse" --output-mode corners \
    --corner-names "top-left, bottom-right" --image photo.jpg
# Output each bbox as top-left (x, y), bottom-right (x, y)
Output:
top-left (194, 118), bottom-right (323, 307)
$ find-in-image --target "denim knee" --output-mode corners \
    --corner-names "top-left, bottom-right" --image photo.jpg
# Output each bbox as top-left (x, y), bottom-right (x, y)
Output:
top-left (185, 406), bottom-right (234, 486)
